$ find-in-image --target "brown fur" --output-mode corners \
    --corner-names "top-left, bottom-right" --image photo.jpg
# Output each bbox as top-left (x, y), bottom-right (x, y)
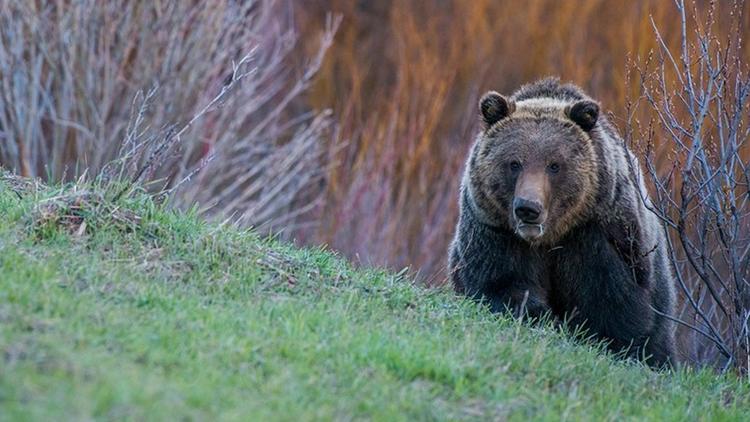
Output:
top-left (449, 78), bottom-right (677, 368)
top-left (468, 110), bottom-right (599, 245)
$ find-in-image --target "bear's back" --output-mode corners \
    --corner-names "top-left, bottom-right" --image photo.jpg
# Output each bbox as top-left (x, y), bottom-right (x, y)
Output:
top-left (512, 77), bottom-right (587, 103)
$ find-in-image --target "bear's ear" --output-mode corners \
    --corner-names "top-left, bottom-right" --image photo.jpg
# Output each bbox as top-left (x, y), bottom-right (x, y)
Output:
top-left (566, 100), bottom-right (599, 132)
top-left (479, 91), bottom-right (515, 129)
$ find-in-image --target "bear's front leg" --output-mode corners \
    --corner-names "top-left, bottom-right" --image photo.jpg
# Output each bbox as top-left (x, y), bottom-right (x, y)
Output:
top-left (475, 275), bottom-right (550, 319)
top-left (450, 234), bottom-right (551, 320)
top-left (548, 221), bottom-right (669, 366)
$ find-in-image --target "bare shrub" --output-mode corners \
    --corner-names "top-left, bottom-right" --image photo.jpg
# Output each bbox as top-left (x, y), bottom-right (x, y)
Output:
top-left (625, 0), bottom-right (750, 373)
top-left (0, 0), bottom-right (338, 233)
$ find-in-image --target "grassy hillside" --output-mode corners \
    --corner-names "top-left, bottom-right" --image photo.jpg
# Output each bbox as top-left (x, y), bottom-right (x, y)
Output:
top-left (0, 175), bottom-right (748, 421)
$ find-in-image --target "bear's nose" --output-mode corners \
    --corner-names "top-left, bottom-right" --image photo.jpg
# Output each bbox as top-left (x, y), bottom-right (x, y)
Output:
top-left (513, 198), bottom-right (543, 223)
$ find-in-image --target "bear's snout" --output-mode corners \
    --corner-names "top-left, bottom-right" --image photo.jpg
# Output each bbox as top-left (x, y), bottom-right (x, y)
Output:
top-left (513, 198), bottom-right (543, 224)
top-left (512, 169), bottom-right (550, 239)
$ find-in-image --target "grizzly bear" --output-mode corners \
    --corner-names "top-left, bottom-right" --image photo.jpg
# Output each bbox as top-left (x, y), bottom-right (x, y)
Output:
top-left (448, 77), bottom-right (676, 368)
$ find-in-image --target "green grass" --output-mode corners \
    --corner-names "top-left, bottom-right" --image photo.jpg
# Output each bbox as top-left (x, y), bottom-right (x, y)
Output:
top-left (0, 177), bottom-right (748, 421)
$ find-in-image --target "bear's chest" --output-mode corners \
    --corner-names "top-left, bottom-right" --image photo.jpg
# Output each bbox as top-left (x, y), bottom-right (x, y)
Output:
top-left (544, 222), bottom-right (641, 316)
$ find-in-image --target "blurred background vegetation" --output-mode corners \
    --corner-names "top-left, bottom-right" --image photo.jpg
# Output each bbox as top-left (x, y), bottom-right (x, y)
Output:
top-left (296, 0), bottom-right (750, 280)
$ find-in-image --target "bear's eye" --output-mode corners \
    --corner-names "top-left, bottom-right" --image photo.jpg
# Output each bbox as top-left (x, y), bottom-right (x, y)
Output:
top-left (548, 162), bottom-right (560, 174)
top-left (509, 161), bottom-right (522, 173)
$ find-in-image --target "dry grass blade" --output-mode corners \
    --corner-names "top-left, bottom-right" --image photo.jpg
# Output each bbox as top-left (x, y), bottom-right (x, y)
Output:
top-left (30, 189), bottom-right (143, 238)
top-left (0, 169), bottom-right (38, 198)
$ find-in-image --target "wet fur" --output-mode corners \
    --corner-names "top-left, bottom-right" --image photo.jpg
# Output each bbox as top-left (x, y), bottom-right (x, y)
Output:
top-left (449, 77), bottom-right (677, 368)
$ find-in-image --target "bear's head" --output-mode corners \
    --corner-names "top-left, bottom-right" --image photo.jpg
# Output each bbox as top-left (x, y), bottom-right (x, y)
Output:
top-left (467, 91), bottom-right (600, 244)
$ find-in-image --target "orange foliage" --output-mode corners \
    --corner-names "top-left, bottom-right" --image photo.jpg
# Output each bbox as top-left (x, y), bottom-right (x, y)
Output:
top-left (293, 0), bottom-right (749, 281)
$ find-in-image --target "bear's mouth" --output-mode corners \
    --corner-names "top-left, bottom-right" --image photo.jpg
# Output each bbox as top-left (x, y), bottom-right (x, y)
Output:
top-left (515, 222), bottom-right (545, 241)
